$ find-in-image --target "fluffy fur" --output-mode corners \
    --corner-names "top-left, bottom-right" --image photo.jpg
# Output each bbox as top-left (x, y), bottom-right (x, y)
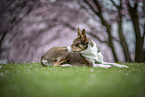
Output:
top-left (81, 40), bottom-right (128, 68)
top-left (66, 28), bottom-right (128, 68)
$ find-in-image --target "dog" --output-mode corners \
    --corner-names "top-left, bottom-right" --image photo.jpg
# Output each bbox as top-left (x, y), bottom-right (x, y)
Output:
top-left (41, 28), bottom-right (128, 68)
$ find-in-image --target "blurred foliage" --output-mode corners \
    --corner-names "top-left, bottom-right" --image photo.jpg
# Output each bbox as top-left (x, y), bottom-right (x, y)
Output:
top-left (0, 0), bottom-right (144, 63)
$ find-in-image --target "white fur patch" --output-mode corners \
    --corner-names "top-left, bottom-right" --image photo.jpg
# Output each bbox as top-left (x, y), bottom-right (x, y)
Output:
top-left (80, 40), bottom-right (128, 68)
top-left (80, 40), bottom-right (102, 62)
top-left (97, 52), bottom-right (104, 63)
top-left (66, 45), bottom-right (72, 52)
top-left (60, 64), bottom-right (72, 66)
top-left (42, 59), bottom-right (51, 66)
top-left (42, 59), bottom-right (47, 64)
top-left (102, 62), bottom-right (128, 68)
top-left (93, 64), bottom-right (111, 68)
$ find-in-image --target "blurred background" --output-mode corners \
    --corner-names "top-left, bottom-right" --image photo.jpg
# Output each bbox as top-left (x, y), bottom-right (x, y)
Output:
top-left (0, 0), bottom-right (145, 64)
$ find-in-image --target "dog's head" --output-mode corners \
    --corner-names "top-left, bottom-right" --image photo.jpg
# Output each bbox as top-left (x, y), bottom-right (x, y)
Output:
top-left (67, 28), bottom-right (88, 52)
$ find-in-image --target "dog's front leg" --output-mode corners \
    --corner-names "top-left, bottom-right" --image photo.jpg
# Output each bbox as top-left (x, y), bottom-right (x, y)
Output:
top-left (96, 53), bottom-right (128, 68)
top-left (92, 61), bottom-right (111, 68)
top-left (60, 64), bottom-right (72, 66)
top-left (53, 61), bottom-right (61, 67)
top-left (102, 62), bottom-right (128, 68)
top-left (93, 64), bottom-right (112, 68)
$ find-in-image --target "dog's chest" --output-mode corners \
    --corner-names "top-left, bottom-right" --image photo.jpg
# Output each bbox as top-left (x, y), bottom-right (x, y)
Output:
top-left (80, 41), bottom-right (99, 62)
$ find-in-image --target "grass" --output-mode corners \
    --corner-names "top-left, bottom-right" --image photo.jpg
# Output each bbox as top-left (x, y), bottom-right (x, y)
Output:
top-left (0, 63), bottom-right (145, 97)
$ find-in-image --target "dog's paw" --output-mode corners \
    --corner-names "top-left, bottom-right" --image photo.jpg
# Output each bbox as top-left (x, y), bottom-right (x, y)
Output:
top-left (60, 64), bottom-right (72, 66)
top-left (109, 63), bottom-right (128, 68)
top-left (93, 64), bottom-right (112, 68)
top-left (117, 65), bottom-right (128, 68)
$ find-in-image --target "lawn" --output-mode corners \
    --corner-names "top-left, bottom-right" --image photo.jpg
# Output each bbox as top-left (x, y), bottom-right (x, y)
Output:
top-left (0, 63), bottom-right (145, 97)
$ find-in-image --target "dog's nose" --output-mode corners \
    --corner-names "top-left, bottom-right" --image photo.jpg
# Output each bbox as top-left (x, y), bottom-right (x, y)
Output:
top-left (65, 48), bottom-right (68, 51)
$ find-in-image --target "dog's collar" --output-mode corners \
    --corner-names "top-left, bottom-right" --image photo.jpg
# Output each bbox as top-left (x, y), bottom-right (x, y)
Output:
top-left (80, 40), bottom-right (99, 61)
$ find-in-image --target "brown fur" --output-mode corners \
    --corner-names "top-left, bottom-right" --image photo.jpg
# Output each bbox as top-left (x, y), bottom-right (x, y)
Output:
top-left (41, 28), bottom-right (92, 67)
top-left (41, 47), bottom-right (69, 66)
top-left (70, 28), bottom-right (88, 52)
top-left (41, 47), bottom-right (92, 66)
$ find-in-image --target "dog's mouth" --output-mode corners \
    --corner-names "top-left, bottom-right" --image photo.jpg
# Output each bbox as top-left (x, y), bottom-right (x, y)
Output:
top-left (66, 45), bottom-right (72, 52)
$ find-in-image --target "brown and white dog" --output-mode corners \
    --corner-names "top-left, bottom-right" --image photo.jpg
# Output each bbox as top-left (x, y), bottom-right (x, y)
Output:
top-left (41, 28), bottom-right (128, 68)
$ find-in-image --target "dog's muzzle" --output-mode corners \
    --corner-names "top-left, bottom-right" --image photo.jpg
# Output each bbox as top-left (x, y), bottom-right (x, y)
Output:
top-left (66, 45), bottom-right (72, 52)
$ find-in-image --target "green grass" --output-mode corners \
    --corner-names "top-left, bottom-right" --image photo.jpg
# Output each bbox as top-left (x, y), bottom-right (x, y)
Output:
top-left (0, 63), bottom-right (145, 97)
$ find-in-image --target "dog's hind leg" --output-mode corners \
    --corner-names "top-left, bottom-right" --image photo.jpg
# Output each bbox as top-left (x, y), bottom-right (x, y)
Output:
top-left (53, 61), bottom-right (61, 67)
top-left (53, 55), bottom-right (71, 67)
top-left (53, 60), bottom-right (68, 67)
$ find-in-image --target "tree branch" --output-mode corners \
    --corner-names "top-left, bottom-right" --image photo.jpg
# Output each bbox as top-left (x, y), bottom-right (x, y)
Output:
top-left (85, 0), bottom-right (111, 29)
top-left (134, 1), bottom-right (138, 9)
top-left (93, 0), bottom-right (102, 14)
top-left (84, 0), bottom-right (119, 62)
top-left (79, 2), bottom-right (99, 23)
top-left (0, 1), bottom-right (35, 55)
top-left (84, 0), bottom-right (98, 14)
top-left (110, 0), bottom-right (118, 8)
top-left (63, 22), bottom-right (107, 43)
top-left (88, 32), bottom-right (107, 43)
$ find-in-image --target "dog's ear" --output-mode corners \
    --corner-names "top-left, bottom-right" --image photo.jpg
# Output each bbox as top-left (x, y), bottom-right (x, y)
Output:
top-left (77, 27), bottom-right (81, 36)
top-left (81, 29), bottom-right (88, 44)
top-left (82, 29), bottom-right (86, 36)
top-left (81, 29), bottom-right (87, 38)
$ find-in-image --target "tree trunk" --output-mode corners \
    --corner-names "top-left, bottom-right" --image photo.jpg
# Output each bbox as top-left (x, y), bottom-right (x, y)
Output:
top-left (110, 0), bottom-right (132, 62)
top-left (118, 21), bottom-right (132, 62)
top-left (118, 7), bottom-right (132, 62)
top-left (134, 31), bottom-right (144, 62)
top-left (107, 27), bottom-right (119, 62)
top-left (0, 31), bottom-right (8, 55)
top-left (128, 4), bottom-right (144, 62)
top-left (84, 0), bottom-right (119, 62)
top-left (143, 50), bottom-right (145, 62)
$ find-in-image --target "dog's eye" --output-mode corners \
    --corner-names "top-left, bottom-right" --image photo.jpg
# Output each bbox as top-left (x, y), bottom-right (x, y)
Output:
top-left (75, 43), bottom-right (79, 46)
